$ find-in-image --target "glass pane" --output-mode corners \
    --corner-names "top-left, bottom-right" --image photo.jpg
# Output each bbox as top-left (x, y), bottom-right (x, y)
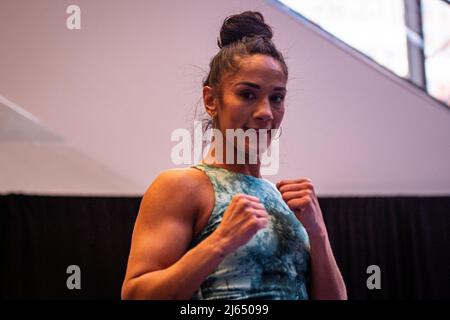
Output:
top-left (422, 0), bottom-right (450, 105)
top-left (278, 0), bottom-right (409, 77)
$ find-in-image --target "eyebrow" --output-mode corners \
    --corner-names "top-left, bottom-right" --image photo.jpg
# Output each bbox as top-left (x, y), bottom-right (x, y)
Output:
top-left (234, 81), bottom-right (286, 92)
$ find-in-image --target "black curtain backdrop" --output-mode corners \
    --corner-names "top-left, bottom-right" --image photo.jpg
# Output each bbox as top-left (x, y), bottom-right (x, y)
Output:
top-left (1, 194), bottom-right (449, 300)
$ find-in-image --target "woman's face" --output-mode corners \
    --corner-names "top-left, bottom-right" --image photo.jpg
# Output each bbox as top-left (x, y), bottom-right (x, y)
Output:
top-left (214, 54), bottom-right (287, 156)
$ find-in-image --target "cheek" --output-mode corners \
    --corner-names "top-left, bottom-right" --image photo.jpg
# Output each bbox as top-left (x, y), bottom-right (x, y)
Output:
top-left (220, 96), bottom-right (247, 123)
top-left (227, 106), bottom-right (252, 125)
top-left (273, 107), bottom-right (285, 125)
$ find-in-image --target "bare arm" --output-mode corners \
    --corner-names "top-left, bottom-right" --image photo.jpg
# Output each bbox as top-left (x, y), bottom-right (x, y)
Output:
top-left (122, 233), bottom-right (227, 300)
top-left (308, 231), bottom-right (347, 300)
top-left (277, 178), bottom-right (347, 300)
top-left (121, 169), bottom-right (228, 299)
top-left (121, 169), bottom-right (268, 300)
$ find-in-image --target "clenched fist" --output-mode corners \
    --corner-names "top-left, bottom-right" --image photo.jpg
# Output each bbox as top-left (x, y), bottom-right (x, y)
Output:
top-left (212, 193), bottom-right (269, 256)
top-left (276, 178), bottom-right (327, 237)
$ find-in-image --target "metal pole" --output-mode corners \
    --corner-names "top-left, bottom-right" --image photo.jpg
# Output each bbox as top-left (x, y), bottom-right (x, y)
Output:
top-left (404, 0), bottom-right (427, 89)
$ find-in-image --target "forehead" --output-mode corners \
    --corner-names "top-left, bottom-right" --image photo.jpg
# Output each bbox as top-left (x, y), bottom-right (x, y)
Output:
top-left (226, 54), bottom-right (287, 87)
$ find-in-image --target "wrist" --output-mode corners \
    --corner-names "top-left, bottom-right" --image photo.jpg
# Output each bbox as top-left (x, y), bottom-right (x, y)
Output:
top-left (204, 232), bottom-right (231, 258)
top-left (306, 225), bottom-right (328, 240)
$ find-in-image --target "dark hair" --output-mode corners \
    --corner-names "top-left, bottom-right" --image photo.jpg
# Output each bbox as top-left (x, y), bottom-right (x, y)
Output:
top-left (200, 11), bottom-right (288, 132)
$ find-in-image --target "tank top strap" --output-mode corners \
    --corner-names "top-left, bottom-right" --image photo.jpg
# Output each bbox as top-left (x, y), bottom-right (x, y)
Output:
top-left (190, 163), bottom-right (275, 200)
top-left (189, 163), bottom-right (237, 247)
top-left (190, 163), bottom-right (229, 195)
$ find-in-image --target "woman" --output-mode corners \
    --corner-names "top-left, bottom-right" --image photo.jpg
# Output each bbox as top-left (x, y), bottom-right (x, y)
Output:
top-left (121, 11), bottom-right (347, 300)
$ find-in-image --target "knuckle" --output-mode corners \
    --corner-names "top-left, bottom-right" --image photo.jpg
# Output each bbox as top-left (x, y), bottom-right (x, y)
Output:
top-left (239, 201), bottom-right (249, 211)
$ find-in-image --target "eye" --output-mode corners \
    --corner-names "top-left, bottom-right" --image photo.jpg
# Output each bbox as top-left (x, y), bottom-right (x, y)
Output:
top-left (239, 91), bottom-right (255, 100)
top-left (271, 94), bottom-right (285, 104)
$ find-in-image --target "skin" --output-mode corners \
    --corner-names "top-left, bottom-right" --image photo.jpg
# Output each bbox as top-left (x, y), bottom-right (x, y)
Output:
top-left (202, 54), bottom-right (286, 177)
top-left (121, 54), bottom-right (347, 300)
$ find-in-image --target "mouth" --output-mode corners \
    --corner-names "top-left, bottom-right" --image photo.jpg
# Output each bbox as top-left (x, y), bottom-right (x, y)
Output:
top-left (242, 126), bottom-right (272, 131)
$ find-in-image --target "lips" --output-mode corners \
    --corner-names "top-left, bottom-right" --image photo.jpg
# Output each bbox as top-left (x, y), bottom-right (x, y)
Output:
top-left (243, 127), bottom-right (271, 131)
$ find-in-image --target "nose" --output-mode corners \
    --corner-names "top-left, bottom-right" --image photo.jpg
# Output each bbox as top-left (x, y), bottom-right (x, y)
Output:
top-left (254, 97), bottom-right (273, 122)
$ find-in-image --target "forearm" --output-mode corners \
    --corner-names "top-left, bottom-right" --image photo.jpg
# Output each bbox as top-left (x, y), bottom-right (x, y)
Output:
top-left (308, 231), bottom-right (347, 300)
top-left (122, 234), bottom-right (227, 300)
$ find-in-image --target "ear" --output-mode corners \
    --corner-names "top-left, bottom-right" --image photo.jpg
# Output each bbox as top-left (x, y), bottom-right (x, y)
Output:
top-left (203, 86), bottom-right (218, 118)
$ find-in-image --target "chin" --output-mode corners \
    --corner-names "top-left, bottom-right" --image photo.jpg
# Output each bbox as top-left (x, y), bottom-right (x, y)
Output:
top-left (241, 139), bottom-right (271, 158)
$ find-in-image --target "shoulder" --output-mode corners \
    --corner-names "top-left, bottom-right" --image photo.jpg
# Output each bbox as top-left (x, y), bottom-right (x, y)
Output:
top-left (139, 167), bottom-right (211, 218)
top-left (148, 167), bottom-right (210, 193)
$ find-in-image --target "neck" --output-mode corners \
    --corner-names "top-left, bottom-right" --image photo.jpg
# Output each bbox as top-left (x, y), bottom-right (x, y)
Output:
top-left (202, 140), bottom-right (263, 178)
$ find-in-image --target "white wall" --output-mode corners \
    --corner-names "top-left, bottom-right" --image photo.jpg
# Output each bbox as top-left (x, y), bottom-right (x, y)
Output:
top-left (0, 142), bottom-right (143, 195)
top-left (0, 0), bottom-right (449, 196)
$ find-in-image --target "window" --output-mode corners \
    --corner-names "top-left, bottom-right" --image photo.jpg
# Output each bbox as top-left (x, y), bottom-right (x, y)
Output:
top-left (277, 0), bottom-right (450, 107)
top-left (422, 0), bottom-right (450, 105)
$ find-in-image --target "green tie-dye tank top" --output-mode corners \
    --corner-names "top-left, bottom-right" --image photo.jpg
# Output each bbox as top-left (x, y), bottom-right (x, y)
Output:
top-left (189, 163), bottom-right (311, 300)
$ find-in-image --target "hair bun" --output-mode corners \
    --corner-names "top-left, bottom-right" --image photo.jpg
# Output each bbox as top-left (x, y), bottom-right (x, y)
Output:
top-left (217, 11), bottom-right (273, 49)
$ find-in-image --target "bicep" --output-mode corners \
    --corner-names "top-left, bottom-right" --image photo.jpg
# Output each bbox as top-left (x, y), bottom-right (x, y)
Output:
top-left (124, 171), bottom-right (197, 281)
